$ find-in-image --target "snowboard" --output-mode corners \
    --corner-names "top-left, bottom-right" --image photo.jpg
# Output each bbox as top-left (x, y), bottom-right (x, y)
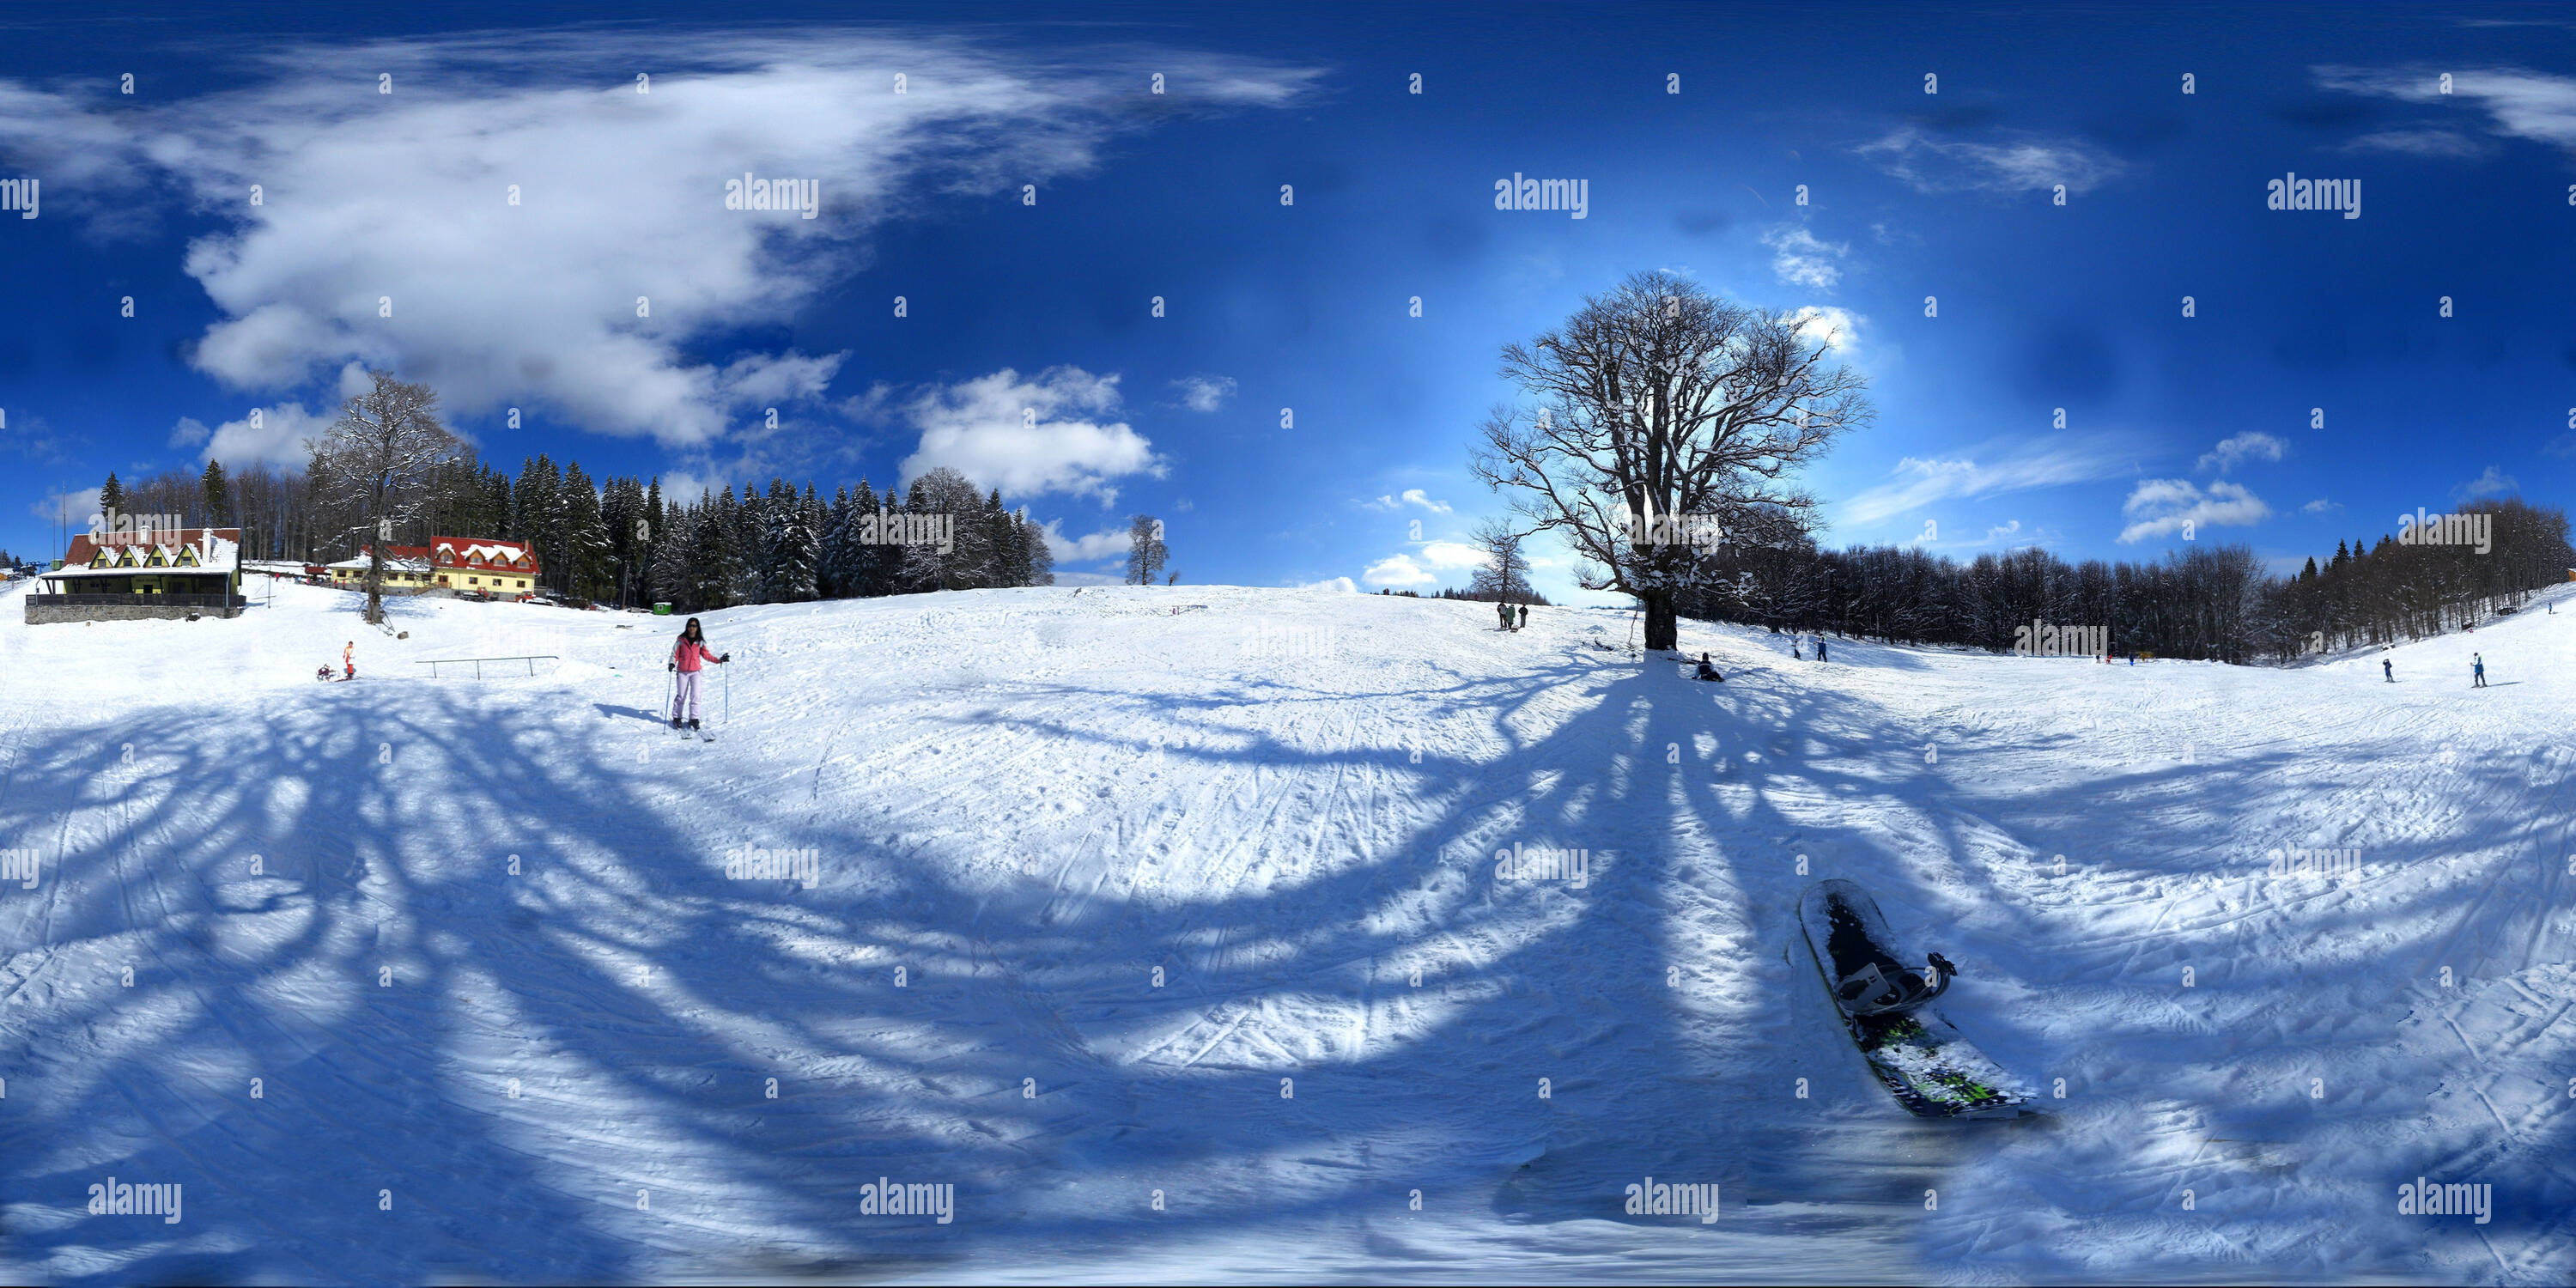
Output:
top-left (1799, 879), bottom-right (2035, 1119)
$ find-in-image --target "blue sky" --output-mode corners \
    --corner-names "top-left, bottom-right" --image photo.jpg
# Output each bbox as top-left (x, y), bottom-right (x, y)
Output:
top-left (3, 2), bottom-right (2573, 597)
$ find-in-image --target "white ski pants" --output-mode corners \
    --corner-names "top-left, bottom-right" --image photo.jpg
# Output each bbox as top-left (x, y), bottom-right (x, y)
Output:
top-left (672, 671), bottom-right (702, 720)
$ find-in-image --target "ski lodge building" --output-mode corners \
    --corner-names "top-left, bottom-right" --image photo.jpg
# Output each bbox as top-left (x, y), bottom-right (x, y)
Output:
top-left (27, 526), bottom-right (245, 624)
top-left (325, 537), bottom-right (541, 598)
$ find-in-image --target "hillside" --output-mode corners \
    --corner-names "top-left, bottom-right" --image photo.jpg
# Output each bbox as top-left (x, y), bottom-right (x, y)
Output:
top-left (0, 577), bottom-right (2568, 1284)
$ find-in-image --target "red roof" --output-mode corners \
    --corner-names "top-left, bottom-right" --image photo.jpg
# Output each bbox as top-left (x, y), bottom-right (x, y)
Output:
top-left (64, 526), bottom-right (240, 566)
top-left (431, 536), bottom-right (541, 575)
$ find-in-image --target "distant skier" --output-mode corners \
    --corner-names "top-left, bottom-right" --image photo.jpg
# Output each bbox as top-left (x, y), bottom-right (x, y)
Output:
top-left (668, 617), bottom-right (732, 730)
top-left (1816, 635), bottom-right (1828, 663)
top-left (1793, 638), bottom-right (1802, 660)
top-left (2382, 658), bottom-right (2392, 683)
top-left (1694, 652), bottom-right (1722, 682)
top-left (1517, 605), bottom-right (1528, 630)
top-left (2472, 653), bottom-right (2486, 689)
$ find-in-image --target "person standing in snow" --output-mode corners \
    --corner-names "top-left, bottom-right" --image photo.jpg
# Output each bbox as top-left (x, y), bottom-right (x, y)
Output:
top-left (1497, 599), bottom-right (1511, 631)
top-left (1816, 635), bottom-right (1828, 663)
top-left (668, 617), bottom-right (731, 729)
top-left (2472, 653), bottom-right (2486, 689)
top-left (1793, 637), bottom-right (1802, 661)
top-left (1517, 605), bottom-right (1528, 630)
top-left (343, 640), bottom-right (355, 681)
top-left (2382, 658), bottom-right (2393, 683)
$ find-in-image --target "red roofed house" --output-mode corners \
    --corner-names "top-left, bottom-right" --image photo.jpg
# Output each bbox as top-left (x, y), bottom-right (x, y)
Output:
top-left (429, 537), bottom-right (541, 599)
top-left (30, 526), bottom-right (245, 623)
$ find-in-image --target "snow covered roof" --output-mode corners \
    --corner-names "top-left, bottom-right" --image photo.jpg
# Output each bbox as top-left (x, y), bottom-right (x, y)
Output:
top-left (326, 545), bottom-right (431, 574)
top-left (46, 530), bottom-right (240, 581)
top-left (433, 537), bottom-right (539, 571)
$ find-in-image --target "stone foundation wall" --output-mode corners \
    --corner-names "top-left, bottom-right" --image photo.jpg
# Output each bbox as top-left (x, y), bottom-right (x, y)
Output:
top-left (25, 602), bottom-right (246, 625)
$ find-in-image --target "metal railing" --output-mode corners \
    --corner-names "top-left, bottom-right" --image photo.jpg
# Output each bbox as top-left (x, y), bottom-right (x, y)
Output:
top-left (414, 654), bottom-right (560, 678)
top-left (27, 593), bottom-right (246, 610)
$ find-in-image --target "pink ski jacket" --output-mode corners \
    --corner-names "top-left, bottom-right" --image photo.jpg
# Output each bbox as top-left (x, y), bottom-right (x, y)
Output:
top-left (672, 637), bottom-right (720, 672)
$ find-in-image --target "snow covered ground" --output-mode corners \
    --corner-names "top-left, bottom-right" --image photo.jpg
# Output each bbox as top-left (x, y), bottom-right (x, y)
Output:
top-left (0, 574), bottom-right (2568, 1284)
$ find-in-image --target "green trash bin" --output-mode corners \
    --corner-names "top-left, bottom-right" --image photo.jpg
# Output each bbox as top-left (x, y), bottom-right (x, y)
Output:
top-left (653, 602), bottom-right (673, 615)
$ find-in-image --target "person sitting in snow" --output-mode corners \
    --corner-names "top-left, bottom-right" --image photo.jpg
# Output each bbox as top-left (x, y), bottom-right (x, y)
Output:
top-left (1694, 652), bottom-right (1722, 682)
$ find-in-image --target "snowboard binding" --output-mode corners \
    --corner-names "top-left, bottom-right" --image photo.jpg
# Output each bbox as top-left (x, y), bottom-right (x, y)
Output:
top-left (1832, 951), bottom-right (1959, 1016)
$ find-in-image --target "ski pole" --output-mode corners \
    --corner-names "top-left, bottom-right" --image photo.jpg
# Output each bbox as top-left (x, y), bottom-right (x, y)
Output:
top-left (723, 654), bottom-right (731, 726)
top-left (662, 664), bottom-right (672, 722)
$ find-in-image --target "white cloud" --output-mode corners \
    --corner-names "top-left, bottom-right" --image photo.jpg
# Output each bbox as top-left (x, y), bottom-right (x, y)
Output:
top-left (1360, 488), bottom-right (1452, 513)
top-left (1361, 553), bottom-right (1436, 587)
top-left (0, 34), bottom-right (1315, 446)
top-left (2301, 497), bottom-right (2342, 513)
top-left (2316, 64), bottom-right (2576, 155)
top-left (1856, 126), bottom-right (2125, 197)
top-left (2196, 431), bottom-right (2287, 474)
top-left (2117, 478), bottom-right (2272, 544)
top-left (1041, 518), bottom-right (1131, 562)
top-left (2342, 127), bottom-right (2493, 158)
top-left (31, 486), bottom-right (102, 524)
top-left (201, 402), bottom-right (336, 467)
top-left (169, 416), bottom-right (211, 448)
top-left (2452, 465), bottom-right (2519, 501)
top-left (1761, 224), bottom-right (1849, 289)
top-left (1170, 374), bottom-right (1237, 412)
top-left (1297, 576), bottom-right (1358, 592)
top-left (900, 366), bottom-right (1164, 503)
top-left (1838, 435), bottom-right (2131, 526)
top-left (1416, 540), bottom-right (1486, 570)
top-left (1786, 306), bottom-right (1864, 358)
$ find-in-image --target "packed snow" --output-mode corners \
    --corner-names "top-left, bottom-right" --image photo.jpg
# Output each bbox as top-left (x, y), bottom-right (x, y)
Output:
top-left (0, 575), bottom-right (2568, 1284)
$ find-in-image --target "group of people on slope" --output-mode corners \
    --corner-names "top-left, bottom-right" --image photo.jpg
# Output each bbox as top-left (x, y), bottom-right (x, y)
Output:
top-left (2379, 652), bottom-right (2490, 688)
top-left (1495, 600), bottom-right (1529, 631)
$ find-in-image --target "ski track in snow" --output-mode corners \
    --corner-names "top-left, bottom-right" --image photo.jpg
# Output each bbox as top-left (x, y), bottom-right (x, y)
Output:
top-left (0, 576), bottom-right (2569, 1284)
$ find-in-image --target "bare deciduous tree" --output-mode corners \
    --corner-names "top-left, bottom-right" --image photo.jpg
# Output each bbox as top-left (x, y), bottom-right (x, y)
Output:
top-left (1126, 514), bottom-right (1168, 586)
top-left (1469, 270), bottom-right (1870, 651)
top-left (1467, 518), bottom-right (1535, 602)
top-left (307, 370), bottom-right (459, 623)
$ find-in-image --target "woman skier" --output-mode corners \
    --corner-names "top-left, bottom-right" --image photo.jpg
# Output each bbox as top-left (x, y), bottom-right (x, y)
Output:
top-left (668, 617), bottom-right (731, 730)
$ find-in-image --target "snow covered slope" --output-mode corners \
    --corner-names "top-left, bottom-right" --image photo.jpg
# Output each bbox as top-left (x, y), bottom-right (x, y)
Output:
top-left (0, 578), bottom-right (2568, 1284)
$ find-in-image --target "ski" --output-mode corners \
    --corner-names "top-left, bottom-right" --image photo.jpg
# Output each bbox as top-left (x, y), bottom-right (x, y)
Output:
top-left (1800, 879), bottom-right (2036, 1119)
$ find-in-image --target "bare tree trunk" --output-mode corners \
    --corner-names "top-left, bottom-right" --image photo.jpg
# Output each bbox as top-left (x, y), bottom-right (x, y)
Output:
top-left (1642, 591), bottom-right (1679, 652)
